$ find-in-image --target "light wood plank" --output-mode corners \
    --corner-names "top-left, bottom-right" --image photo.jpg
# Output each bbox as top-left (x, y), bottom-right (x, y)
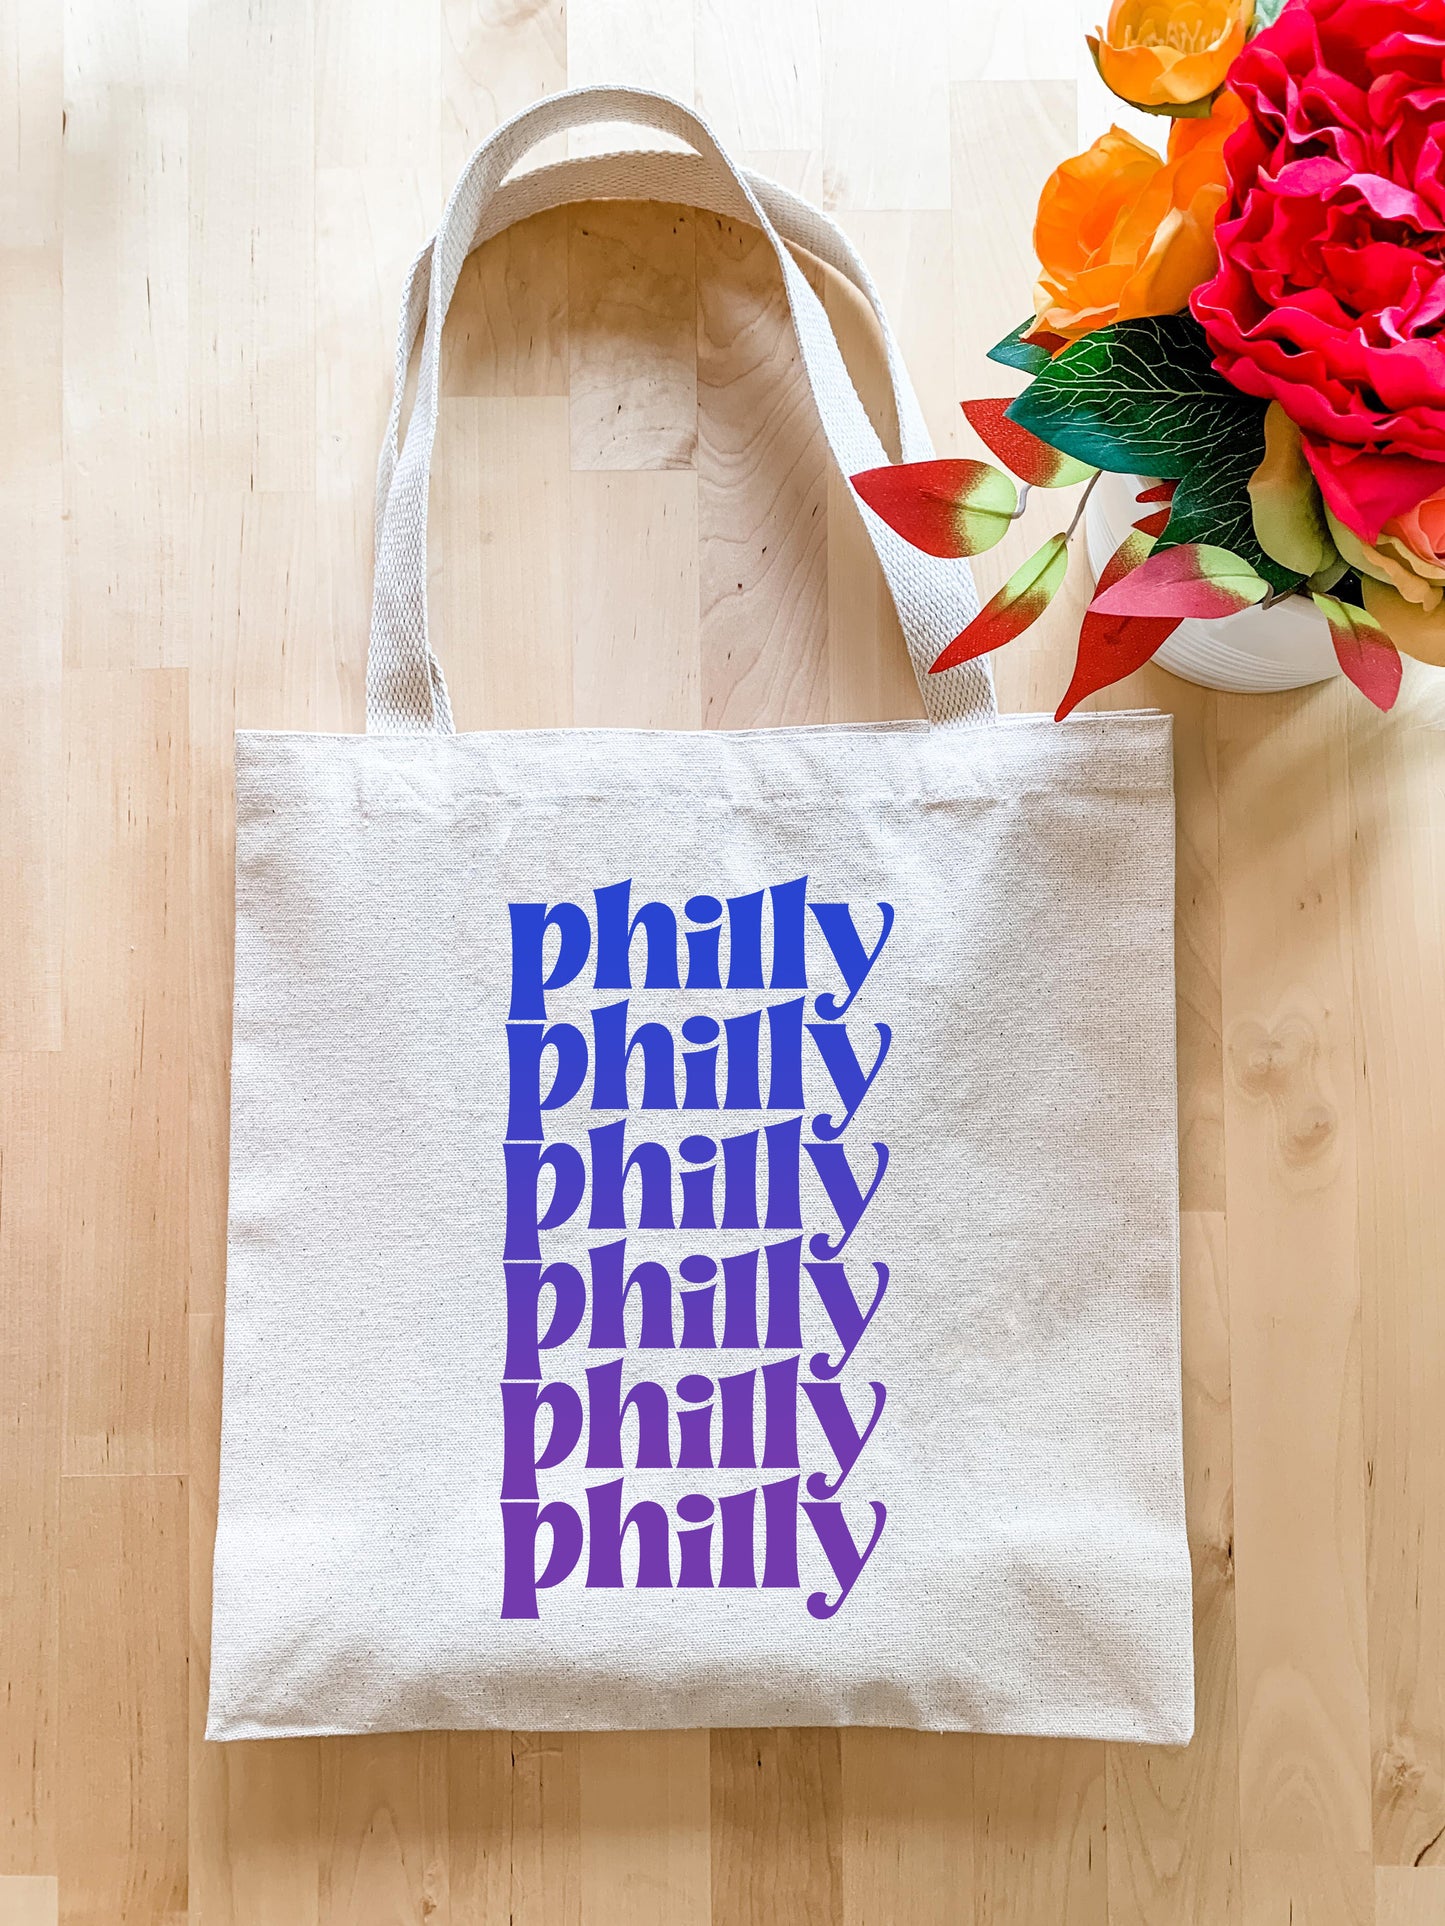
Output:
top-left (951, 0), bottom-right (1080, 83)
top-left (440, 0), bottom-right (566, 172)
top-left (317, 1734), bottom-right (450, 1926)
top-left (444, 206), bottom-right (571, 402)
top-left (0, 1878), bottom-right (58, 1926)
top-left (822, 0), bottom-right (951, 210)
top-left (57, 1475), bottom-right (187, 1924)
top-left (695, 0), bottom-right (821, 185)
top-left (710, 1729), bottom-right (842, 1926)
top-left (0, 0), bottom-right (63, 1885)
top-left (0, 0), bottom-right (63, 249)
top-left (0, 1057), bottom-right (59, 1876)
top-left (971, 1738), bottom-right (1108, 1926)
top-left (1376, 1867), bottom-right (1445, 1926)
top-left (1219, 688), bottom-right (1375, 1914)
top-left (696, 214), bottom-right (829, 726)
top-left (188, 0), bottom-right (314, 493)
top-left (1241, 1848), bottom-right (1374, 1926)
top-left (445, 1733), bottom-right (516, 1921)
top-left (432, 396), bottom-right (574, 730)
top-left (571, 470), bottom-right (702, 728)
top-left (62, 0), bottom-right (189, 672)
top-left (1170, 682), bottom-right (1228, 1212)
top-left (564, 0), bottom-right (695, 159)
top-left (314, 0), bottom-right (439, 174)
top-left (0, 686), bottom-right (62, 1053)
top-left (839, 1732), bottom-right (972, 1925)
top-left (188, 1311), bottom-right (321, 1926)
top-left (832, 210), bottom-right (960, 455)
top-left (1107, 1214), bottom-right (1241, 1925)
top-left (314, 165), bottom-right (433, 725)
top-left (0, 6), bottom-right (63, 1050)
top-left (59, 671), bottom-right (188, 1476)
top-left (578, 1731), bottom-right (711, 1926)
top-left (1350, 705), bottom-right (1445, 1872)
top-left (4, 4), bottom-right (1442, 1916)
top-left (509, 1732), bottom-right (583, 1926)
top-left (948, 79), bottom-right (1077, 401)
top-left (569, 202), bottom-right (698, 471)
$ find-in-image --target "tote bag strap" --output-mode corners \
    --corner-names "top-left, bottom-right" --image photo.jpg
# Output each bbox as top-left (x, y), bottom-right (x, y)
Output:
top-left (368, 86), bottom-right (994, 735)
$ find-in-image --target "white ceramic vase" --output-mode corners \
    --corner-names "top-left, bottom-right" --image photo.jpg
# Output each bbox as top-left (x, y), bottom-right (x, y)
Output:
top-left (1084, 468), bottom-right (1339, 693)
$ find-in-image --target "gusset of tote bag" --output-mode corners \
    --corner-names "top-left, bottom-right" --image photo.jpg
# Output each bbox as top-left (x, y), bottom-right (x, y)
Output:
top-left (207, 86), bottom-right (1194, 1743)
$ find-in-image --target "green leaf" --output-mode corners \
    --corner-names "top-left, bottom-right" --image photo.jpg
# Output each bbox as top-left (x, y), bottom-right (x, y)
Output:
top-left (986, 318), bottom-right (1059, 377)
top-left (1005, 314), bottom-right (1304, 593)
top-left (1248, 401), bottom-right (1338, 577)
top-left (1250, 0), bottom-right (1291, 32)
top-left (1306, 556), bottom-right (1348, 594)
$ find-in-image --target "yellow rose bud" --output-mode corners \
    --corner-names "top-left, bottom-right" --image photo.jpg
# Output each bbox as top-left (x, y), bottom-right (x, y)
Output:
top-left (1089, 0), bottom-right (1253, 114)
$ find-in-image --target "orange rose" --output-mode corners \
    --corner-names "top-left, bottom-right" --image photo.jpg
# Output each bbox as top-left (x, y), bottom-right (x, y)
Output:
top-left (1089, 0), bottom-right (1253, 112)
top-left (1032, 90), bottom-right (1246, 343)
top-left (1327, 484), bottom-right (1445, 665)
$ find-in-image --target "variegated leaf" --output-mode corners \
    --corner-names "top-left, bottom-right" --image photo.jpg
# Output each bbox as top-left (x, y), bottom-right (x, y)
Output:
top-left (930, 533), bottom-right (1071, 673)
top-left (1089, 542), bottom-right (1271, 619)
top-left (961, 398), bottom-right (1096, 488)
top-left (1056, 529), bottom-right (1181, 717)
top-left (1313, 592), bottom-right (1402, 709)
top-left (851, 458), bottom-right (1016, 559)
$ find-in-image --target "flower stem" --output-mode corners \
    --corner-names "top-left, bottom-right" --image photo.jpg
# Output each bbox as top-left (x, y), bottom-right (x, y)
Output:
top-left (1063, 468), bottom-right (1102, 542)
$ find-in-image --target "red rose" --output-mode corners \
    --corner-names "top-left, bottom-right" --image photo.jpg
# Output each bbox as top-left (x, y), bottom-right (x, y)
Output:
top-left (1191, 0), bottom-right (1445, 542)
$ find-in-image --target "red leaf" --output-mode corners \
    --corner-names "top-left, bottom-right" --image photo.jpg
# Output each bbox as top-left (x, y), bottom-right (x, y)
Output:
top-left (1313, 592), bottom-right (1403, 710)
top-left (850, 458), bottom-right (1014, 558)
top-left (1337, 631), bottom-right (1402, 709)
top-left (1133, 508), bottom-right (1172, 537)
top-left (930, 533), bottom-right (1071, 672)
top-left (1134, 481), bottom-right (1177, 505)
top-left (960, 398), bottom-right (1094, 488)
top-left (1056, 529), bottom-right (1179, 717)
top-left (1089, 542), bottom-right (1270, 619)
top-left (1056, 612), bottom-right (1180, 718)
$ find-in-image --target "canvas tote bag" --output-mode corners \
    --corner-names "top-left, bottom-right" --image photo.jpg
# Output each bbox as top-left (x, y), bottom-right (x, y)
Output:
top-left (207, 85), bottom-right (1194, 1743)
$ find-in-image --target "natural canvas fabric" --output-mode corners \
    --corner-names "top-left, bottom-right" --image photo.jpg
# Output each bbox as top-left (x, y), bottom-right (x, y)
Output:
top-left (207, 87), bottom-right (1194, 1743)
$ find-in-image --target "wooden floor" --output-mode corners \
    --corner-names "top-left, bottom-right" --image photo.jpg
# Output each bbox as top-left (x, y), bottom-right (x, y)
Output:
top-left (4, 1), bottom-right (1445, 1921)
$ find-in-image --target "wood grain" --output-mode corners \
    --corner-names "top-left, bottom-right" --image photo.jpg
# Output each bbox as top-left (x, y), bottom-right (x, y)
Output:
top-left (0, 1059), bottom-right (58, 1875)
top-left (0, 1879), bottom-right (59, 1926)
top-left (1219, 690), bottom-right (1375, 1924)
top-left (696, 214), bottom-right (828, 727)
top-left (5, 3), bottom-right (1444, 1920)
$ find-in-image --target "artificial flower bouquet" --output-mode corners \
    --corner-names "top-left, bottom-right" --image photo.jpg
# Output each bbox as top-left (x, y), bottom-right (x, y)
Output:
top-left (855, 0), bottom-right (1445, 714)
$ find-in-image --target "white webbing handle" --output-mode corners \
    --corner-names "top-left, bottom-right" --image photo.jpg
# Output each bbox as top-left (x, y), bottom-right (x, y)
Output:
top-left (368, 86), bottom-right (994, 735)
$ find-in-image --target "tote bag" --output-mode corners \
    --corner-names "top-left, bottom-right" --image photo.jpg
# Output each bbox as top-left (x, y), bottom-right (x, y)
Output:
top-left (207, 85), bottom-right (1194, 1743)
